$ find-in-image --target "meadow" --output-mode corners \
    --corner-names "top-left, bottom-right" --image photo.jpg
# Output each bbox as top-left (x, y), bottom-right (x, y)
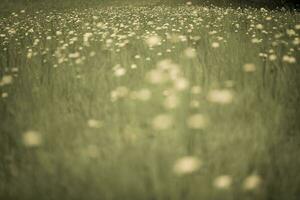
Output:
top-left (0, 3), bottom-right (300, 200)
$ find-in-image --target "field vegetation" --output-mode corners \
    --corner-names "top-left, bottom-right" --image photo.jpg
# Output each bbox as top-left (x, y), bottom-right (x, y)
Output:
top-left (0, 1), bottom-right (299, 200)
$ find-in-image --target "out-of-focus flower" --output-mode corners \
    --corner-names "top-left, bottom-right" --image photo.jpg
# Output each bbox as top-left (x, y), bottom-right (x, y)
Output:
top-left (0, 75), bottom-right (13, 86)
top-left (131, 64), bottom-right (137, 69)
top-left (251, 38), bottom-right (262, 43)
top-left (293, 38), bottom-right (300, 45)
top-left (286, 29), bottom-right (296, 36)
top-left (243, 63), bottom-right (256, 72)
top-left (269, 55), bottom-right (277, 61)
top-left (186, 1), bottom-right (192, 6)
top-left (243, 175), bottom-right (262, 190)
top-left (87, 119), bottom-right (102, 128)
top-left (213, 175), bottom-right (232, 189)
top-left (256, 24), bottom-right (264, 30)
top-left (187, 114), bottom-right (208, 129)
top-left (174, 78), bottom-right (189, 91)
top-left (207, 89), bottom-right (234, 104)
top-left (23, 130), bottom-right (42, 147)
top-left (146, 69), bottom-right (167, 84)
top-left (113, 64), bottom-right (126, 77)
top-left (56, 31), bottom-right (62, 36)
top-left (68, 52), bottom-right (80, 58)
top-left (83, 32), bottom-right (93, 46)
top-left (131, 88), bottom-right (152, 101)
top-left (1, 92), bottom-right (8, 98)
top-left (184, 47), bottom-right (197, 58)
top-left (152, 114), bottom-right (173, 130)
top-left (282, 55), bottom-right (296, 64)
top-left (211, 42), bottom-right (220, 48)
top-left (145, 35), bottom-right (161, 47)
top-left (111, 86), bottom-right (129, 101)
top-left (173, 156), bottom-right (202, 175)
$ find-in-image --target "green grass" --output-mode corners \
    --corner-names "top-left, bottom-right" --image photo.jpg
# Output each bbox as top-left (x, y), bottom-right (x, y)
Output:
top-left (0, 4), bottom-right (300, 200)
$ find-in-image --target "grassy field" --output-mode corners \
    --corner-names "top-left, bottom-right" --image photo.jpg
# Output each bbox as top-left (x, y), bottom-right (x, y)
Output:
top-left (0, 3), bottom-right (300, 200)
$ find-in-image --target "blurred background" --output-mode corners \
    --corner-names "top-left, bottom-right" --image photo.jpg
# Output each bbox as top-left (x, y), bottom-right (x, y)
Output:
top-left (1, 0), bottom-right (299, 13)
top-left (0, 0), bottom-right (299, 199)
